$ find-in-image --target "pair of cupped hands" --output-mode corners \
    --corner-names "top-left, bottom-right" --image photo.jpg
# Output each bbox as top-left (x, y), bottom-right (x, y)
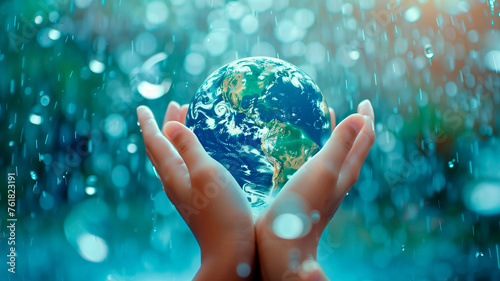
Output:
top-left (137, 100), bottom-right (375, 281)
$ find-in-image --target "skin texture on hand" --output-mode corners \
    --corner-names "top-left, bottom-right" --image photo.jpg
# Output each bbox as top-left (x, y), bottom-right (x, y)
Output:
top-left (137, 100), bottom-right (375, 281)
top-left (255, 100), bottom-right (375, 281)
top-left (137, 102), bottom-right (255, 281)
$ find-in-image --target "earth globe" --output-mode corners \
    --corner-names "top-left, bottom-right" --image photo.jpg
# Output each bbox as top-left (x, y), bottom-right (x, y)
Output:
top-left (186, 57), bottom-right (331, 215)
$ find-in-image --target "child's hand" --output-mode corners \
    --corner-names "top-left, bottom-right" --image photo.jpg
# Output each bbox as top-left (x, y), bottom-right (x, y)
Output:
top-left (255, 100), bottom-right (376, 281)
top-left (137, 102), bottom-right (255, 280)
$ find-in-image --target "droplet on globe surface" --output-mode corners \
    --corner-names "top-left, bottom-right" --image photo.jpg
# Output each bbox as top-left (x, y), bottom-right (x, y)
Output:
top-left (186, 57), bottom-right (331, 214)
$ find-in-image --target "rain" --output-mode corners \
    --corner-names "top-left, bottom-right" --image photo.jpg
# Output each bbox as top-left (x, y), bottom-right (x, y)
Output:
top-left (0, 0), bottom-right (499, 280)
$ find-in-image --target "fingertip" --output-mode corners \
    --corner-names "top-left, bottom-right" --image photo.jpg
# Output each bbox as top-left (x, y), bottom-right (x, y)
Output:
top-left (300, 260), bottom-right (329, 281)
top-left (346, 113), bottom-right (365, 134)
top-left (163, 121), bottom-right (183, 140)
top-left (357, 99), bottom-right (374, 121)
top-left (168, 101), bottom-right (180, 110)
top-left (137, 105), bottom-right (149, 117)
top-left (364, 115), bottom-right (375, 134)
top-left (180, 104), bottom-right (189, 124)
top-left (137, 106), bottom-right (156, 126)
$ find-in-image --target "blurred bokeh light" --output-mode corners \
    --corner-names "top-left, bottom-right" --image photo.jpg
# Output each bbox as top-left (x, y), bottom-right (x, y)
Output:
top-left (1, 0), bottom-right (499, 280)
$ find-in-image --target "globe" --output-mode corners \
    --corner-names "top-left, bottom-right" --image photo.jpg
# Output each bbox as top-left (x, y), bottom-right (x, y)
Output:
top-left (186, 57), bottom-right (331, 214)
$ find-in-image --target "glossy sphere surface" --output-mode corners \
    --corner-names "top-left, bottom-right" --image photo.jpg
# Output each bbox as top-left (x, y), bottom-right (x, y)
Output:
top-left (186, 57), bottom-right (331, 212)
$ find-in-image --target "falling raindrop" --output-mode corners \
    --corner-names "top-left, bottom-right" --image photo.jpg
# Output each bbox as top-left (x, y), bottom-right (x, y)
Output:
top-left (311, 210), bottom-right (320, 223)
top-left (424, 44), bottom-right (434, 59)
top-left (489, 0), bottom-right (495, 15)
top-left (448, 161), bottom-right (455, 168)
top-left (30, 171), bottom-right (38, 180)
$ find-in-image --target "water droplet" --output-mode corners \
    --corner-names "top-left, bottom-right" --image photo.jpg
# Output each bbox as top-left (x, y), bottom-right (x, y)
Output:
top-left (236, 263), bottom-right (251, 278)
top-left (404, 6), bottom-right (421, 23)
top-left (448, 161), bottom-right (454, 168)
top-left (272, 213), bottom-right (305, 239)
top-left (130, 52), bottom-right (172, 99)
top-left (34, 15), bottom-right (44, 25)
top-left (476, 251), bottom-right (484, 258)
top-left (40, 95), bottom-right (50, 106)
top-left (29, 113), bottom-right (43, 125)
top-left (127, 143), bottom-right (138, 154)
top-left (30, 171), bottom-right (38, 180)
top-left (76, 233), bottom-right (108, 263)
top-left (311, 210), bottom-right (320, 223)
top-left (9, 141), bottom-right (14, 147)
top-left (48, 29), bottom-right (61, 40)
top-left (424, 44), bottom-right (434, 59)
top-left (111, 165), bottom-right (130, 188)
top-left (89, 59), bottom-right (105, 74)
top-left (85, 186), bottom-right (97, 195)
top-left (39, 191), bottom-right (54, 210)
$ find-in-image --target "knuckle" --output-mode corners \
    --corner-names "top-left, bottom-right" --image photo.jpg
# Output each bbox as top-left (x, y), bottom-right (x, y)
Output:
top-left (340, 137), bottom-right (355, 153)
top-left (175, 138), bottom-right (191, 157)
top-left (190, 164), bottom-right (220, 186)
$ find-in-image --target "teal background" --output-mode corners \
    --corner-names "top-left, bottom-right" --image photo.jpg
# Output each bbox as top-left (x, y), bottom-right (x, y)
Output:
top-left (1, 0), bottom-right (500, 280)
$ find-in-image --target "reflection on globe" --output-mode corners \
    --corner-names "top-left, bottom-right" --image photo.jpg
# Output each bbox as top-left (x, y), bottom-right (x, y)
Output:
top-left (186, 57), bottom-right (331, 214)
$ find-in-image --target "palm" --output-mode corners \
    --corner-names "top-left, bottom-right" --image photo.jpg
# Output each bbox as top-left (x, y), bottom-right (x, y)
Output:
top-left (138, 102), bottom-right (255, 280)
top-left (256, 101), bottom-right (375, 281)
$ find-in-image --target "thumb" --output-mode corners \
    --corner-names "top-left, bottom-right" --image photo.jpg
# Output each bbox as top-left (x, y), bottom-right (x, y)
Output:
top-left (163, 121), bottom-right (211, 173)
top-left (300, 259), bottom-right (329, 281)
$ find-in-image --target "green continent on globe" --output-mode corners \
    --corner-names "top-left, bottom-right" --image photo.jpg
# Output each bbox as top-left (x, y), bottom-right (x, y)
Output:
top-left (186, 57), bottom-right (331, 213)
top-left (220, 65), bottom-right (321, 193)
top-left (261, 119), bottom-right (319, 193)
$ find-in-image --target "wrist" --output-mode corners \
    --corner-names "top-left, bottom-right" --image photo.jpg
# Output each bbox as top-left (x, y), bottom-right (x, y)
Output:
top-left (195, 254), bottom-right (254, 281)
top-left (195, 238), bottom-right (256, 281)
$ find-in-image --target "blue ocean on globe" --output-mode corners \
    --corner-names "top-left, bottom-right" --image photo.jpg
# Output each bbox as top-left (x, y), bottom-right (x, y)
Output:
top-left (186, 57), bottom-right (331, 213)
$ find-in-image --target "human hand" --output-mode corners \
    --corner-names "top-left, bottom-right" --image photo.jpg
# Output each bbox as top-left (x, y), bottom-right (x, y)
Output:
top-left (255, 100), bottom-right (376, 281)
top-left (137, 102), bottom-right (256, 280)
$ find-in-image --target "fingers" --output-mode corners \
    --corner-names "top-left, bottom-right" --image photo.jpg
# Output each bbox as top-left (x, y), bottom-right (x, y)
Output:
top-left (316, 113), bottom-right (365, 177)
top-left (180, 104), bottom-right (189, 125)
top-left (300, 259), bottom-right (329, 281)
top-left (329, 107), bottom-right (336, 133)
top-left (273, 113), bottom-right (365, 221)
top-left (357, 99), bottom-right (374, 122)
top-left (162, 101), bottom-right (181, 129)
top-left (337, 100), bottom-right (375, 191)
top-left (163, 121), bottom-right (212, 175)
top-left (137, 106), bottom-right (189, 201)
